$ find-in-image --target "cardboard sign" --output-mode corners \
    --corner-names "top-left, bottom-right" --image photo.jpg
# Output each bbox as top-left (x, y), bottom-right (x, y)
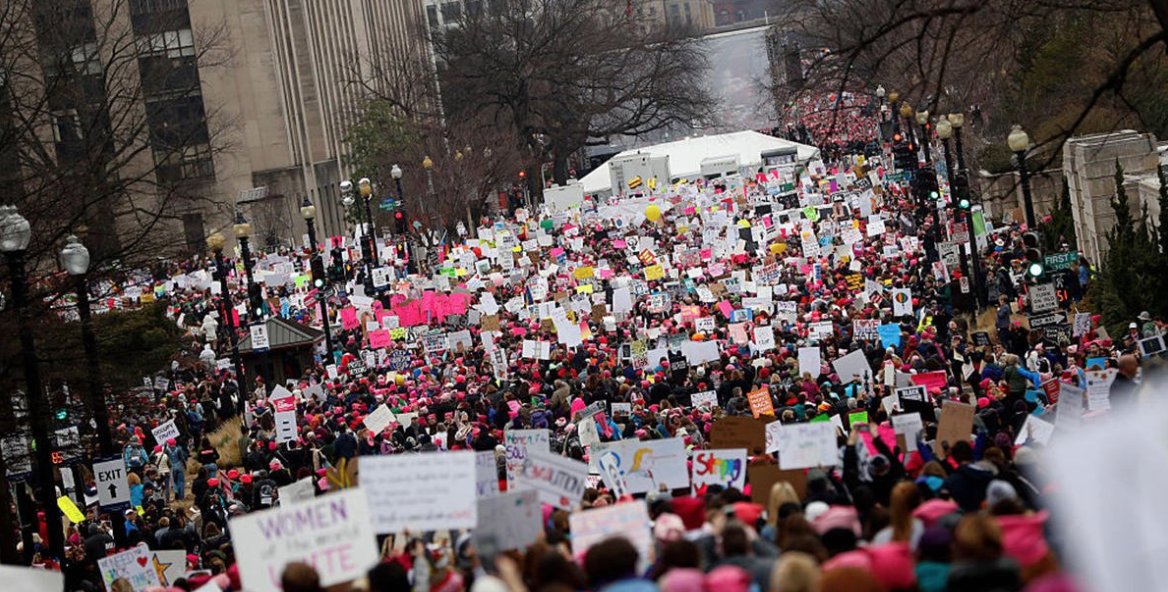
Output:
top-left (748, 388), bottom-right (775, 417)
top-left (359, 452), bottom-right (477, 533)
top-left (711, 416), bottom-right (772, 456)
top-left (691, 449), bottom-right (747, 492)
top-left (747, 464), bottom-right (808, 504)
top-left (514, 448), bottom-right (588, 509)
top-left (230, 488), bottom-right (379, 592)
top-left (934, 400), bottom-right (976, 456)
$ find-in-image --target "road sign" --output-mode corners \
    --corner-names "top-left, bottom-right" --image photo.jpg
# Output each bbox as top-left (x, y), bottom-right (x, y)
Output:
top-left (1029, 283), bottom-right (1058, 313)
top-left (1043, 251), bottom-right (1079, 272)
top-left (1028, 312), bottom-right (1067, 328)
top-left (94, 458), bottom-right (130, 510)
top-left (249, 323), bottom-right (270, 352)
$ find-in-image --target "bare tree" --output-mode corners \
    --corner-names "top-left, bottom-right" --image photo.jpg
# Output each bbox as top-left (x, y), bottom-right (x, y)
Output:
top-left (775, 0), bottom-right (1168, 168)
top-left (432, 0), bottom-right (718, 186)
top-left (0, 0), bottom-right (233, 277)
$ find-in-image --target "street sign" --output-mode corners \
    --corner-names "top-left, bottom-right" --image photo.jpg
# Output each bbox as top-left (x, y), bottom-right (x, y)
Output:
top-left (1043, 251), bottom-right (1079, 272)
top-left (94, 458), bottom-right (130, 511)
top-left (250, 323), bottom-right (270, 352)
top-left (1029, 283), bottom-right (1058, 313)
top-left (371, 267), bottom-right (391, 289)
top-left (1028, 312), bottom-right (1067, 328)
top-left (2, 435), bottom-right (31, 482)
top-left (1042, 324), bottom-right (1073, 346)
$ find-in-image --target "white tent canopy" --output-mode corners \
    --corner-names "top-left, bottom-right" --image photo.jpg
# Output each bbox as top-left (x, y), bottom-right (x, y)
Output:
top-left (580, 130), bottom-right (819, 196)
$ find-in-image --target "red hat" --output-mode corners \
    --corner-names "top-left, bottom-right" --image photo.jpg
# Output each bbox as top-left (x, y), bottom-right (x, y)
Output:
top-left (240, 474), bottom-right (252, 484)
top-left (862, 543), bottom-right (917, 589)
top-left (670, 496), bottom-right (706, 530)
top-left (207, 478), bottom-right (219, 487)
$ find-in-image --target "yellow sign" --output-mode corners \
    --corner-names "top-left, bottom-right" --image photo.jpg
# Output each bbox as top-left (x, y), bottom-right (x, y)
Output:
top-left (575, 284), bottom-right (594, 295)
top-left (573, 266), bottom-right (595, 280)
top-left (58, 496), bottom-right (85, 523)
top-left (644, 264), bottom-right (665, 281)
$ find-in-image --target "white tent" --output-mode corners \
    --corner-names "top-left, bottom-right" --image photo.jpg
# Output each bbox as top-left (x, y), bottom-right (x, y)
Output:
top-left (580, 130), bottom-right (818, 196)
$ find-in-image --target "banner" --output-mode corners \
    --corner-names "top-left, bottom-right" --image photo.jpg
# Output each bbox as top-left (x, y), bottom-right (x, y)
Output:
top-left (514, 448), bottom-right (588, 509)
top-left (359, 452), bottom-right (477, 533)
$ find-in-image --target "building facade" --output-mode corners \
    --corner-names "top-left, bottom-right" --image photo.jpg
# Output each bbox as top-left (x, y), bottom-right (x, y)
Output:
top-left (1063, 130), bottom-right (1160, 265)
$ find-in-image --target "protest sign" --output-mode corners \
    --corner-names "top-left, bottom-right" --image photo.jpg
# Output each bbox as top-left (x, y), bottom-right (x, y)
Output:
top-left (892, 288), bottom-right (913, 316)
top-left (747, 388), bottom-right (775, 417)
top-left (691, 391), bottom-right (718, 410)
top-left (934, 400), bottom-right (976, 456)
top-left (798, 347), bottom-right (821, 377)
top-left (878, 323), bottom-right (901, 347)
top-left (473, 490), bottom-right (542, 554)
top-left (891, 412), bottom-right (924, 451)
top-left (1056, 382), bottom-right (1085, 431)
top-left (279, 478), bottom-right (315, 505)
top-left (747, 464), bottom-right (808, 504)
top-left (853, 319), bottom-right (879, 341)
top-left (776, 422), bottom-right (839, 470)
top-left (230, 488), bottom-right (379, 592)
top-left (272, 392), bottom-right (297, 444)
top-left (691, 449), bottom-right (747, 492)
top-left (0, 565), bottom-right (63, 592)
top-left (832, 349), bottom-right (870, 384)
top-left (515, 448), bottom-right (588, 509)
top-left (98, 544), bottom-right (163, 592)
top-left (504, 429), bottom-right (550, 489)
top-left (476, 450), bottom-right (501, 498)
top-left (1085, 369), bottom-right (1117, 411)
top-left (711, 416), bottom-right (772, 456)
top-left (1015, 415), bottom-right (1055, 446)
top-left (362, 404), bottom-right (396, 435)
top-left (611, 402), bottom-right (632, 415)
top-left (359, 452), bottom-right (477, 533)
top-left (151, 420), bottom-right (180, 446)
top-left (588, 438), bottom-right (688, 494)
top-left (568, 501), bottom-right (653, 572)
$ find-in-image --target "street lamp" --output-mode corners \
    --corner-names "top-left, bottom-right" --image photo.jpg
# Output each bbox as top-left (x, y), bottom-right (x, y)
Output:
top-left (423, 155), bottom-right (435, 196)
top-left (899, 102), bottom-right (915, 143)
top-left (916, 110), bottom-right (932, 163)
top-left (949, 112), bottom-right (966, 170)
top-left (1008, 124), bottom-right (1037, 229)
top-left (874, 85), bottom-right (886, 141)
top-left (936, 118), bottom-right (972, 290)
top-left (60, 235), bottom-right (130, 547)
top-left (358, 177), bottom-right (379, 268)
top-left (300, 196), bottom-right (335, 363)
top-left (0, 205), bottom-right (66, 565)
top-left (206, 232), bottom-right (247, 415)
top-left (234, 211), bottom-right (262, 319)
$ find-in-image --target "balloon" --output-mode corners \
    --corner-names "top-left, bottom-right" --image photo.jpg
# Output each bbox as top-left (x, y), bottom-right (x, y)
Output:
top-left (645, 204), bottom-right (662, 222)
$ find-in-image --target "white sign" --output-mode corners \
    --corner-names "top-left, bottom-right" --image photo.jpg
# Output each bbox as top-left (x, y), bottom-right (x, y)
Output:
top-left (753, 326), bottom-right (775, 352)
top-left (568, 501), bottom-right (653, 573)
top-left (776, 422), bottom-right (839, 470)
top-left (691, 449), bottom-right (747, 492)
top-left (151, 420), bottom-right (180, 446)
top-left (94, 458), bottom-right (130, 509)
top-left (515, 448), bottom-right (589, 509)
top-left (371, 267), bottom-right (391, 289)
top-left (473, 490), bottom-right (542, 552)
top-left (0, 565), bottom-right (63, 592)
top-left (230, 488), bottom-right (379, 592)
top-left (1029, 283), bottom-right (1058, 313)
top-left (476, 451), bottom-right (500, 498)
top-left (831, 349), bottom-right (871, 384)
top-left (891, 413), bottom-right (924, 450)
top-left (504, 429), bottom-right (550, 489)
top-left (691, 391), bottom-right (718, 410)
top-left (892, 288), bottom-right (913, 317)
top-left (362, 404), bottom-right (396, 435)
top-left (278, 478), bottom-right (316, 506)
top-left (250, 323), bottom-right (271, 351)
top-left (98, 544), bottom-right (161, 592)
top-left (798, 346), bottom-right (822, 377)
top-left (587, 438), bottom-right (689, 494)
top-left (360, 452), bottom-right (477, 533)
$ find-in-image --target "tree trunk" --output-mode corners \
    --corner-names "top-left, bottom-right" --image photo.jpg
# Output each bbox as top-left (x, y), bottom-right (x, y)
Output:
top-left (553, 152), bottom-right (570, 185)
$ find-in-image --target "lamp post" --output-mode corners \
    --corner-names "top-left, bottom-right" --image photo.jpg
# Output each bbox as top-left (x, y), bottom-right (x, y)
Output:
top-left (60, 235), bottom-right (129, 547)
top-left (936, 118), bottom-right (971, 289)
top-left (949, 112), bottom-right (966, 170)
top-left (206, 233), bottom-right (246, 415)
top-left (423, 155), bottom-right (434, 198)
top-left (888, 90), bottom-right (901, 134)
top-left (916, 110), bottom-right (932, 164)
top-left (0, 205), bottom-right (66, 566)
top-left (301, 197), bottom-right (335, 362)
top-left (875, 85), bottom-right (886, 141)
top-left (391, 164), bottom-right (416, 276)
top-left (359, 177), bottom-right (379, 267)
top-left (1008, 124), bottom-right (1037, 229)
top-left (899, 102), bottom-right (915, 145)
top-left (234, 211), bottom-right (262, 319)
top-left (391, 164), bottom-right (404, 216)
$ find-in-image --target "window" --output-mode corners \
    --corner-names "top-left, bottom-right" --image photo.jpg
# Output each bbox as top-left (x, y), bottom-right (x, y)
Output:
top-left (52, 110), bottom-right (82, 143)
top-left (155, 142), bottom-right (213, 182)
top-left (426, 5), bottom-right (439, 27)
top-left (136, 28), bottom-right (194, 58)
top-left (71, 43), bottom-right (101, 76)
top-left (440, 1), bottom-right (462, 22)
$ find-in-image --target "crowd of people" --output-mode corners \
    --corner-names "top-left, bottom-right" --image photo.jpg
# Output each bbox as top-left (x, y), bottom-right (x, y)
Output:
top-left (15, 104), bottom-right (1163, 592)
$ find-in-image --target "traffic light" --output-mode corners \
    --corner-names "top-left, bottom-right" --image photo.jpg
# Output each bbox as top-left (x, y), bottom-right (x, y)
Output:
top-left (892, 134), bottom-right (918, 171)
top-left (394, 208), bottom-right (407, 235)
top-left (310, 256), bottom-right (327, 289)
top-left (912, 169), bottom-right (939, 202)
top-left (953, 171), bottom-right (972, 210)
top-left (1023, 231), bottom-right (1044, 279)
